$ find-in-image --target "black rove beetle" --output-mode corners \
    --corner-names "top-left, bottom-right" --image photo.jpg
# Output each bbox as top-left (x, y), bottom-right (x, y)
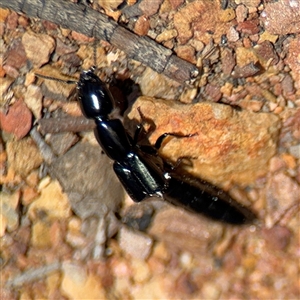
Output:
top-left (74, 67), bottom-right (256, 225)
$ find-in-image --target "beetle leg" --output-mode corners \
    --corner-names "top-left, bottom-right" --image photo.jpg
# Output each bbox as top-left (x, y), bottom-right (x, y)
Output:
top-left (154, 132), bottom-right (197, 149)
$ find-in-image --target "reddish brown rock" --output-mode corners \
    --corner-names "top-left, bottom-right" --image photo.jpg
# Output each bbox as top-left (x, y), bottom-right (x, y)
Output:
top-left (55, 38), bottom-right (78, 57)
top-left (221, 48), bottom-right (235, 76)
top-left (0, 98), bottom-right (32, 139)
top-left (41, 20), bottom-right (58, 31)
top-left (134, 15), bottom-right (150, 36)
top-left (254, 41), bottom-right (279, 67)
top-left (285, 37), bottom-right (300, 90)
top-left (262, 225), bottom-right (292, 251)
top-left (175, 45), bottom-right (196, 64)
top-left (261, 0), bottom-right (300, 35)
top-left (169, 0), bottom-right (184, 10)
top-left (4, 39), bottom-right (27, 69)
top-left (281, 74), bottom-right (295, 97)
top-left (204, 83), bottom-right (222, 102)
top-left (70, 31), bottom-right (93, 43)
top-left (236, 19), bottom-right (260, 35)
top-left (290, 109), bottom-right (300, 141)
top-left (127, 96), bottom-right (280, 186)
top-left (139, 0), bottom-right (163, 17)
top-left (6, 11), bottom-right (18, 30)
top-left (266, 172), bottom-right (300, 215)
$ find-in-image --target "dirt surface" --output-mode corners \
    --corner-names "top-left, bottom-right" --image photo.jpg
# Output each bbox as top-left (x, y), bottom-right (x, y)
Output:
top-left (1, 0), bottom-right (299, 299)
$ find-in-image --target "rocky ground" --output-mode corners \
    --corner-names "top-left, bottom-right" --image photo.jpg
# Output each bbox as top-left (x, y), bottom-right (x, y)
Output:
top-left (0, 0), bottom-right (299, 299)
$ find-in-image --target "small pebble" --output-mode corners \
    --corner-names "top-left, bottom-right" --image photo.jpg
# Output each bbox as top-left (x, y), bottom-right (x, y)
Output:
top-left (22, 32), bottom-right (55, 67)
top-left (61, 262), bottom-right (106, 299)
top-left (6, 137), bottom-right (43, 177)
top-left (0, 190), bottom-right (20, 236)
top-left (118, 226), bottom-right (153, 260)
top-left (24, 85), bottom-right (43, 119)
top-left (28, 180), bottom-right (71, 220)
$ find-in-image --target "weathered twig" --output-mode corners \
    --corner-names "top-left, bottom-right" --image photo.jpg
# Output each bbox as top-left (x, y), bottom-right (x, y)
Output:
top-left (30, 126), bottom-right (57, 164)
top-left (5, 261), bottom-right (61, 288)
top-left (38, 116), bottom-right (95, 135)
top-left (0, 0), bottom-right (199, 84)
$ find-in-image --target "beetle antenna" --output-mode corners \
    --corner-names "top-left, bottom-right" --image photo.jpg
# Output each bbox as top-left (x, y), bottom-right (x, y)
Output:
top-left (91, 39), bottom-right (98, 72)
top-left (35, 73), bottom-right (77, 85)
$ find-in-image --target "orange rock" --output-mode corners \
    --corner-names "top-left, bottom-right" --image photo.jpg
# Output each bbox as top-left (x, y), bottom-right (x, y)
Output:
top-left (61, 263), bottom-right (106, 299)
top-left (134, 15), bottom-right (150, 36)
top-left (126, 96), bottom-right (280, 186)
top-left (31, 220), bottom-right (53, 248)
top-left (175, 45), bottom-right (196, 64)
top-left (174, 1), bottom-right (234, 45)
top-left (0, 8), bottom-right (10, 22)
top-left (28, 180), bottom-right (71, 220)
top-left (22, 186), bottom-right (39, 205)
